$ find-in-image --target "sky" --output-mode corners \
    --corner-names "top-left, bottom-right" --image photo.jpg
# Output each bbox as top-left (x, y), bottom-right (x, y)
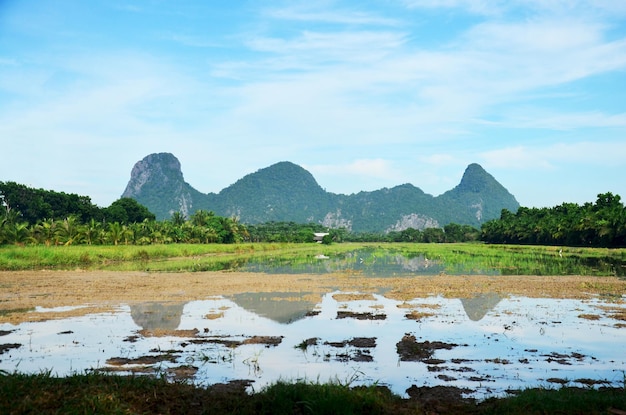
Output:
top-left (1, 1), bottom-right (625, 209)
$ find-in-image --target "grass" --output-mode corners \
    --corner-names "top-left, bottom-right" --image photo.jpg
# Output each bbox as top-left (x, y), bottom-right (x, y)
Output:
top-left (1, 242), bottom-right (625, 275)
top-left (0, 372), bottom-right (624, 415)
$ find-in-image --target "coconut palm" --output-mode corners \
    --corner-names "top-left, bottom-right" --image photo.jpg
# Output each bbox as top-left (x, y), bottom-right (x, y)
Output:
top-left (2, 221), bottom-right (30, 245)
top-left (58, 216), bottom-right (82, 246)
top-left (81, 219), bottom-right (102, 245)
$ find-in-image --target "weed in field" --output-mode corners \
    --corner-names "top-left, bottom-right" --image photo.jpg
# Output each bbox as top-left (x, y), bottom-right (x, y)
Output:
top-left (295, 337), bottom-right (319, 351)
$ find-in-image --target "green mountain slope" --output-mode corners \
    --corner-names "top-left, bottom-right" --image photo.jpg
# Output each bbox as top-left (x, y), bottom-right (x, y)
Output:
top-left (122, 153), bottom-right (520, 232)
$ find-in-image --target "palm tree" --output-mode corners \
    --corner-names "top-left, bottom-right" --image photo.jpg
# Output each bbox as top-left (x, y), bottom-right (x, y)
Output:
top-left (37, 218), bottom-right (59, 246)
top-left (170, 211), bottom-right (185, 226)
top-left (81, 219), bottom-right (102, 245)
top-left (58, 216), bottom-right (82, 246)
top-left (107, 222), bottom-right (124, 246)
top-left (2, 221), bottom-right (30, 245)
top-left (191, 210), bottom-right (213, 227)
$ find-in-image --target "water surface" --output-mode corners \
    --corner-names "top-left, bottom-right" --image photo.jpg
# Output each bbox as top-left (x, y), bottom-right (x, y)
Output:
top-left (2, 290), bottom-right (624, 399)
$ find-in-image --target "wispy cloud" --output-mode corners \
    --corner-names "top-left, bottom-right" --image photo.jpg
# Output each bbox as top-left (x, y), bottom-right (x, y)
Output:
top-left (265, 4), bottom-right (400, 26)
top-left (305, 159), bottom-right (405, 193)
top-left (402, 0), bottom-right (508, 16)
top-left (214, 3), bottom-right (626, 136)
top-left (480, 141), bottom-right (626, 170)
top-left (403, 0), bottom-right (626, 18)
top-left (162, 33), bottom-right (223, 48)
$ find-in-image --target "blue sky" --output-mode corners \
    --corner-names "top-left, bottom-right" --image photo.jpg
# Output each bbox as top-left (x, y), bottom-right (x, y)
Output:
top-left (1, 1), bottom-right (625, 209)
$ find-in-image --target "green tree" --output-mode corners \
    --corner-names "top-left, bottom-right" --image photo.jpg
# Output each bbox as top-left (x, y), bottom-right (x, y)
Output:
top-left (170, 211), bottom-right (186, 226)
top-left (422, 227), bottom-right (445, 243)
top-left (105, 198), bottom-right (155, 224)
top-left (58, 216), bottom-right (82, 246)
top-left (81, 219), bottom-right (103, 245)
top-left (107, 222), bottom-right (127, 246)
top-left (2, 221), bottom-right (30, 245)
top-left (36, 218), bottom-right (58, 246)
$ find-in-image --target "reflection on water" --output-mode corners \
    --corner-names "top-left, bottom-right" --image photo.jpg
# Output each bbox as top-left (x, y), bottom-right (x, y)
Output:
top-left (240, 250), bottom-right (447, 276)
top-left (2, 291), bottom-right (625, 399)
top-left (130, 302), bottom-right (185, 331)
top-left (227, 292), bottom-right (320, 324)
top-left (232, 248), bottom-right (626, 277)
top-left (460, 293), bottom-right (503, 321)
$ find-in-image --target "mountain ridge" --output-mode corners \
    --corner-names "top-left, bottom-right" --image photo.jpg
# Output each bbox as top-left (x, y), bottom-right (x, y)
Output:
top-left (122, 153), bottom-right (520, 232)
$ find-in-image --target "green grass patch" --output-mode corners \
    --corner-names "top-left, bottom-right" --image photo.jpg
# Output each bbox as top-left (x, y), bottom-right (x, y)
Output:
top-left (1, 372), bottom-right (625, 415)
top-left (0, 307), bottom-right (34, 317)
top-left (0, 242), bottom-right (625, 276)
top-left (479, 386), bottom-right (626, 415)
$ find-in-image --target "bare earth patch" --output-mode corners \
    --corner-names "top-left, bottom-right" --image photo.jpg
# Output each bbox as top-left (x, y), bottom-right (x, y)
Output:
top-left (332, 293), bottom-right (376, 302)
top-left (1, 270), bottom-right (625, 324)
top-left (405, 310), bottom-right (435, 321)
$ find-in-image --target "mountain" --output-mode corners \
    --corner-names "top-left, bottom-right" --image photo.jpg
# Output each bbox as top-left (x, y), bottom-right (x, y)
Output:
top-left (122, 153), bottom-right (206, 220)
top-left (122, 153), bottom-right (519, 232)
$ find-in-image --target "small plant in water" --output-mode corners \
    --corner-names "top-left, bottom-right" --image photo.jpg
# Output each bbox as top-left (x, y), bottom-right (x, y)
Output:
top-left (295, 337), bottom-right (319, 351)
top-left (243, 350), bottom-right (263, 376)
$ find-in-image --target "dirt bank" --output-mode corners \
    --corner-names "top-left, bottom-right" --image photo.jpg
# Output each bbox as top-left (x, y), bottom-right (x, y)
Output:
top-left (1, 270), bottom-right (624, 324)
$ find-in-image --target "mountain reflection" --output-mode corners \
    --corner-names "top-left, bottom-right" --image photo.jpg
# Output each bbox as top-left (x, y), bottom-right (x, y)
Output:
top-left (226, 292), bottom-right (319, 324)
top-left (460, 293), bottom-right (502, 321)
top-left (130, 302), bottom-right (186, 330)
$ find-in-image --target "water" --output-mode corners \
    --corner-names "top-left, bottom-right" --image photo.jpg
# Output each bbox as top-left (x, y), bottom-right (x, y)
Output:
top-left (2, 290), bottom-right (625, 399)
top-left (228, 248), bottom-right (626, 277)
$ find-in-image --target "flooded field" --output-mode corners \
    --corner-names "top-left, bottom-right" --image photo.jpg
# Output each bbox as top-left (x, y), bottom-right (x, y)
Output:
top-left (1, 247), bottom-right (625, 399)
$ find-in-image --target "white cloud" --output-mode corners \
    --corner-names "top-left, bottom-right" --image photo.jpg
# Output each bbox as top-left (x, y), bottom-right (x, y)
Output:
top-left (480, 146), bottom-right (555, 170)
top-left (265, 5), bottom-right (400, 26)
top-left (211, 9), bottom-right (626, 148)
top-left (403, 0), bottom-right (626, 18)
top-left (305, 159), bottom-right (402, 185)
top-left (419, 154), bottom-right (458, 166)
top-left (402, 0), bottom-right (505, 16)
top-left (480, 141), bottom-right (626, 171)
top-left (504, 111), bottom-right (626, 130)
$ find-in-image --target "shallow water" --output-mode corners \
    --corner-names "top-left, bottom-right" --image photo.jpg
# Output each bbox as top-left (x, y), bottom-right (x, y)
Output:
top-left (235, 248), bottom-right (626, 277)
top-left (1, 290), bottom-right (625, 399)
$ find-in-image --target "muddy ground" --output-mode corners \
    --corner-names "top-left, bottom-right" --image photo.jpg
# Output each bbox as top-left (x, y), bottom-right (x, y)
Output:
top-left (1, 270), bottom-right (625, 324)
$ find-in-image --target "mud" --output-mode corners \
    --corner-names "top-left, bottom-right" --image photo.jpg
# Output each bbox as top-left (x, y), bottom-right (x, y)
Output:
top-left (336, 310), bottom-right (386, 320)
top-left (2, 270), bottom-right (625, 325)
top-left (0, 343), bottom-right (20, 354)
top-left (396, 335), bottom-right (461, 361)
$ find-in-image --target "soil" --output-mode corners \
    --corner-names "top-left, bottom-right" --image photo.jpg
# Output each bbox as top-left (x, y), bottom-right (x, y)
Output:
top-left (1, 270), bottom-right (625, 325)
top-left (396, 334), bottom-right (460, 361)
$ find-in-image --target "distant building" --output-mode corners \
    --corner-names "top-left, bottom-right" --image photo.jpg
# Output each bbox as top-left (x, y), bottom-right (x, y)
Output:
top-left (313, 232), bottom-right (329, 243)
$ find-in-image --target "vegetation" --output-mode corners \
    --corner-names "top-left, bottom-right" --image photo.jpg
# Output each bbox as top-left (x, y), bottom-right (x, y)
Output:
top-left (482, 192), bottom-right (626, 247)
top-left (0, 242), bottom-right (624, 276)
top-left (246, 221), bottom-right (331, 243)
top-left (3, 179), bottom-right (625, 249)
top-left (0, 372), bottom-right (624, 415)
top-left (0, 183), bottom-right (479, 246)
top-left (0, 183), bottom-right (246, 246)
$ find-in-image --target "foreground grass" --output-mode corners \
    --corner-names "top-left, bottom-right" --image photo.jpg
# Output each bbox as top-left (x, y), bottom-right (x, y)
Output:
top-left (1, 372), bottom-right (625, 415)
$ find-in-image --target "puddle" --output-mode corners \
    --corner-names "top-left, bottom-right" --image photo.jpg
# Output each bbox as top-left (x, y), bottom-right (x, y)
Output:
top-left (224, 248), bottom-right (626, 277)
top-left (1, 291), bottom-right (625, 399)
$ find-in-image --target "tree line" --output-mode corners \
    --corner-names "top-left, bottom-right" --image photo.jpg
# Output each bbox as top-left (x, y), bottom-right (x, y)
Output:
top-left (3, 181), bottom-right (624, 248)
top-left (0, 181), bottom-right (481, 246)
top-left (0, 205), bottom-right (246, 246)
top-left (480, 192), bottom-right (626, 248)
top-left (0, 182), bottom-right (244, 245)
